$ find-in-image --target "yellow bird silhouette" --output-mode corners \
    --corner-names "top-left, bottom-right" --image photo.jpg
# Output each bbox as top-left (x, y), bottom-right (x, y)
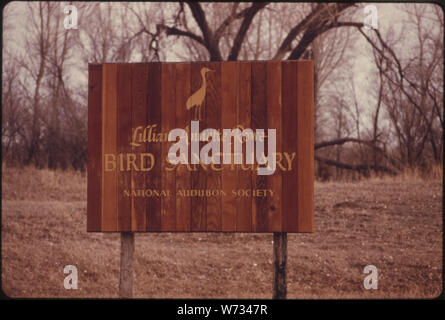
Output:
top-left (186, 67), bottom-right (213, 121)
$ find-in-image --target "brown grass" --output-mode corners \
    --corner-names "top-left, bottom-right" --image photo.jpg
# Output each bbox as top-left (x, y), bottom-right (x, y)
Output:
top-left (391, 163), bottom-right (443, 182)
top-left (1, 166), bottom-right (442, 298)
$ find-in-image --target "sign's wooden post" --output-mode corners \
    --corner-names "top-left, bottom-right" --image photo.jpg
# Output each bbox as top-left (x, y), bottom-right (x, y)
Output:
top-left (119, 232), bottom-right (134, 298)
top-left (273, 232), bottom-right (287, 299)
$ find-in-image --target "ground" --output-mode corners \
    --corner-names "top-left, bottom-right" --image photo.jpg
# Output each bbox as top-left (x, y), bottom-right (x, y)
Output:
top-left (1, 166), bottom-right (442, 298)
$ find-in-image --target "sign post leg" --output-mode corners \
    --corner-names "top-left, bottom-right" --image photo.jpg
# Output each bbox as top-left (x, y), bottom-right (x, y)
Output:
top-left (273, 232), bottom-right (287, 299)
top-left (119, 232), bottom-right (134, 298)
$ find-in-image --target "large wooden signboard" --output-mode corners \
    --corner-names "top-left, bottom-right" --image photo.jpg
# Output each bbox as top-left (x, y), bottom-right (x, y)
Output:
top-left (87, 61), bottom-right (314, 232)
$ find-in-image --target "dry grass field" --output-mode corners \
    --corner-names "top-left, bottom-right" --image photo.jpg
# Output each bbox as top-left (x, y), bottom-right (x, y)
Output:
top-left (1, 166), bottom-right (442, 298)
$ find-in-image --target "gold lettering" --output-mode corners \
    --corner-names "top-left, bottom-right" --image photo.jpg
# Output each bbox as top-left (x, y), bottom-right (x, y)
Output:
top-left (130, 126), bottom-right (143, 147)
top-left (198, 160), bottom-right (208, 171)
top-left (241, 162), bottom-right (254, 171)
top-left (210, 162), bottom-right (223, 171)
top-left (148, 124), bottom-right (157, 142)
top-left (275, 152), bottom-right (287, 171)
top-left (284, 152), bottom-right (296, 171)
top-left (127, 153), bottom-right (138, 171)
top-left (119, 153), bottom-right (125, 171)
top-left (155, 133), bottom-right (164, 142)
top-left (105, 154), bottom-right (116, 171)
top-left (165, 163), bottom-right (177, 171)
top-left (141, 153), bottom-right (155, 171)
top-left (165, 154), bottom-right (177, 171)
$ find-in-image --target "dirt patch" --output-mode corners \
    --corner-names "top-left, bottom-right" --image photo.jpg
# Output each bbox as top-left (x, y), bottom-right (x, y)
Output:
top-left (333, 201), bottom-right (361, 209)
top-left (1, 167), bottom-right (442, 298)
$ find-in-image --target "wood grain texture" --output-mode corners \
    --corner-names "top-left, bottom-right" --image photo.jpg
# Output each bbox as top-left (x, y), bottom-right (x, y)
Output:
top-left (281, 61), bottom-right (299, 232)
top-left (221, 62), bottom-right (238, 231)
top-left (101, 64), bottom-right (118, 231)
top-left (146, 63), bottom-right (162, 231)
top-left (175, 63), bottom-right (191, 231)
top-left (131, 64), bottom-right (148, 231)
top-left (296, 61), bottom-right (314, 232)
top-left (204, 62), bottom-right (221, 231)
top-left (119, 232), bottom-right (134, 298)
top-left (236, 62), bottom-right (252, 232)
top-left (267, 62), bottom-right (282, 232)
top-left (88, 61), bottom-right (314, 233)
top-left (251, 62), bottom-right (268, 232)
top-left (87, 64), bottom-right (102, 232)
top-left (117, 64), bottom-right (132, 231)
top-left (161, 63), bottom-right (176, 231)
top-left (273, 232), bottom-right (287, 299)
top-left (190, 63), bottom-right (208, 231)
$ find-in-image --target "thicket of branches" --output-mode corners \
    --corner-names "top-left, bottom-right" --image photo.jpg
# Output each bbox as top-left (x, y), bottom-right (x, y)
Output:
top-left (2, 2), bottom-right (443, 178)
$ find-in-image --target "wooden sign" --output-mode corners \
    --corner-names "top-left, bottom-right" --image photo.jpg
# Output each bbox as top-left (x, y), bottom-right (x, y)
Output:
top-left (87, 61), bottom-right (314, 233)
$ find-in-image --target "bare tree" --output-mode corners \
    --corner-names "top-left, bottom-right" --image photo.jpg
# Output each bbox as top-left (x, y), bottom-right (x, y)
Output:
top-left (2, 2), bottom-right (441, 177)
top-left (19, 2), bottom-right (56, 167)
top-left (363, 4), bottom-right (443, 168)
top-left (2, 62), bottom-right (29, 165)
top-left (155, 3), bottom-right (364, 61)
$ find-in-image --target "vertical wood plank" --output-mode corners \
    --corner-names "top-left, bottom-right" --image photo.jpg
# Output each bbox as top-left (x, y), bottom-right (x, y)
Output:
top-left (102, 64), bottom-right (118, 231)
top-left (146, 63), bottom-right (162, 231)
top-left (251, 62), bottom-right (268, 232)
top-left (281, 61), bottom-right (299, 232)
top-left (175, 63), bottom-right (191, 231)
top-left (190, 63), bottom-right (208, 231)
top-left (296, 60), bottom-right (314, 232)
top-left (204, 62), bottom-right (222, 231)
top-left (131, 64), bottom-right (148, 231)
top-left (117, 64), bottom-right (132, 231)
top-left (87, 64), bottom-right (103, 232)
top-left (221, 62), bottom-right (238, 231)
top-left (236, 62), bottom-right (252, 232)
top-left (161, 63), bottom-right (177, 231)
top-left (90, 61), bottom-right (313, 233)
top-left (267, 62), bottom-right (282, 232)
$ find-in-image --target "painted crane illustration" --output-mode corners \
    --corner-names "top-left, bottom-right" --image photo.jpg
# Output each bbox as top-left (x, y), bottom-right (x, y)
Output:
top-left (186, 67), bottom-right (213, 121)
